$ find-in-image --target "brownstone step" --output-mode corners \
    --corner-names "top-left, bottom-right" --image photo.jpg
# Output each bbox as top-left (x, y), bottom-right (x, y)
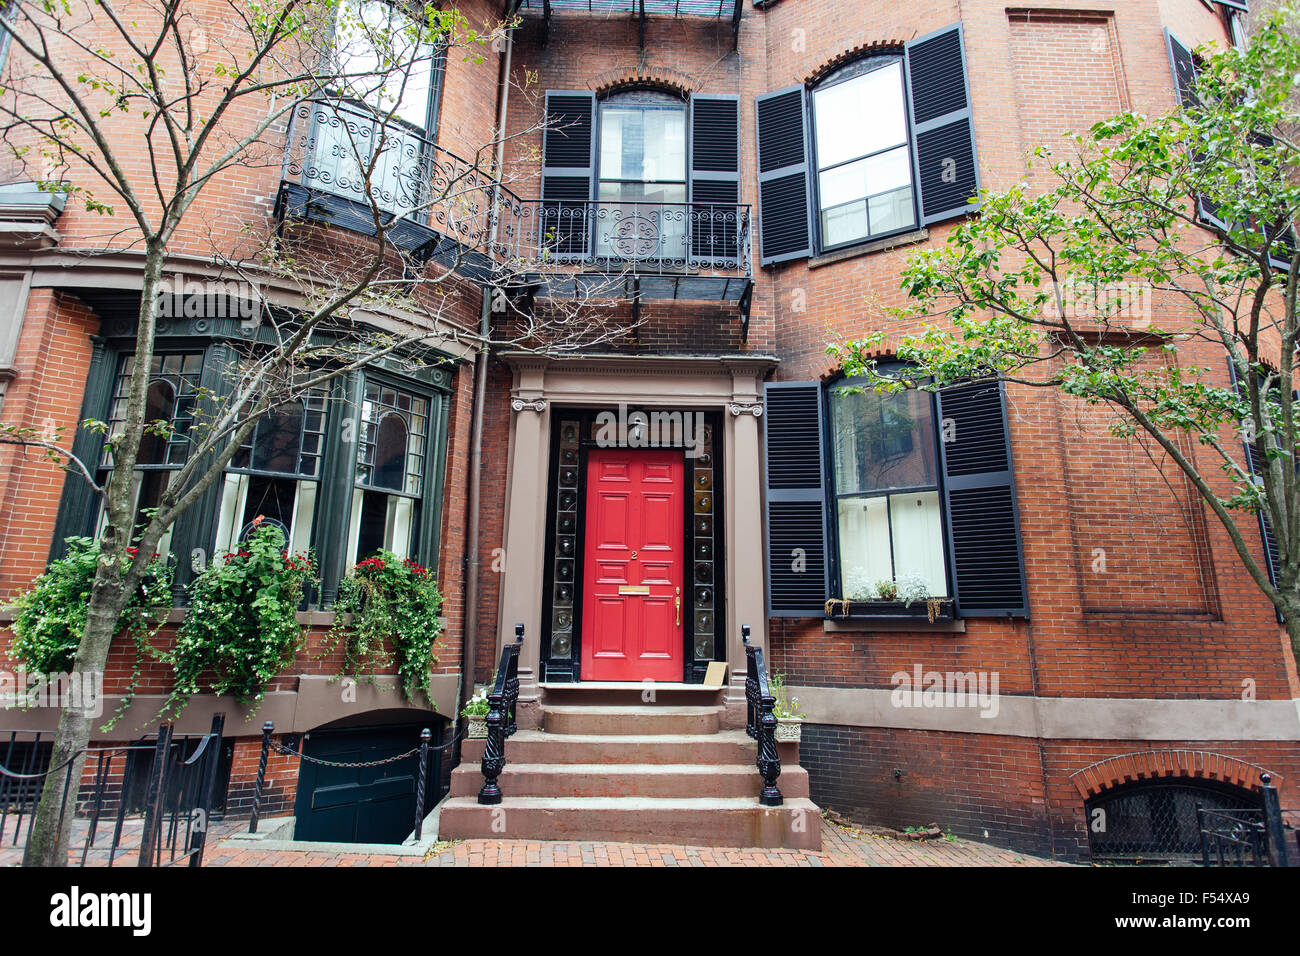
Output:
top-left (461, 730), bottom-right (759, 765)
top-left (542, 705), bottom-right (722, 735)
top-left (436, 796), bottom-right (822, 849)
top-left (448, 761), bottom-right (810, 799)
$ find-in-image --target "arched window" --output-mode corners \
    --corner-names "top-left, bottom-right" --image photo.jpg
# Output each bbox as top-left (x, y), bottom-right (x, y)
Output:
top-left (349, 381), bottom-right (430, 563)
top-left (810, 55), bottom-right (918, 249)
top-left (372, 413), bottom-right (409, 491)
top-left (214, 394), bottom-right (326, 558)
top-left (1085, 778), bottom-right (1260, 863)
top-left (97, 353), bottom-right (203, 555)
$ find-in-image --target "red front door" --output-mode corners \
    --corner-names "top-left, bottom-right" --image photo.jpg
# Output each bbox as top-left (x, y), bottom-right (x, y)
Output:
top-left (580, 448), bottom-right (685, 682)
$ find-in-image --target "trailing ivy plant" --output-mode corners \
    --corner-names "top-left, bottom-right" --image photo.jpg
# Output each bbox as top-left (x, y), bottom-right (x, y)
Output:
top-left (162, 521), bottom-right (314, 719)
top-left (4, 538), bottom-right (172, 728)
top-left (327, 551), bottom-right (443, 704)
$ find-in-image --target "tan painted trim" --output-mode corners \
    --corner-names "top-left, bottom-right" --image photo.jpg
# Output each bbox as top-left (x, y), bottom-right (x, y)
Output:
top-left (0, 673), bottom-right (461, 740)
top-left (788, 684), bottom-right (1300, 741)
top-left (7, 248), bottom-right (479, 362)
top-left (493, 354), bottom-right (777, 723)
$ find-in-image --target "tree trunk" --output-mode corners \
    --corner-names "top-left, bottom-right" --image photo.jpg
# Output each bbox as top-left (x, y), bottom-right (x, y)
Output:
top-left (1283, 596), bottom-right (1300, 662)
top-left (21, 571), bottom-right (131, 866)
top-left (21, 247), bottom-right (165, 866)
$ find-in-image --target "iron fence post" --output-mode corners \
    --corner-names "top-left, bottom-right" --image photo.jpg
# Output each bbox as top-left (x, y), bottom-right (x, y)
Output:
top-left (413, 727), bottom-right (431, 841)
top-left (1260, 773), bottom-right (1289, 867)
top-left (250, 720), bottom-right (273, 834)
top-left (137, 724), bottom-right (174, 867)
top-left (189, 713), bottom-right (226, 867)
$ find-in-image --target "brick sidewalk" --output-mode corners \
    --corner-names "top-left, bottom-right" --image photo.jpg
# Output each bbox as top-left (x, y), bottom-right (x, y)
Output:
top-left (199, 815), bottom-right (1071, 867)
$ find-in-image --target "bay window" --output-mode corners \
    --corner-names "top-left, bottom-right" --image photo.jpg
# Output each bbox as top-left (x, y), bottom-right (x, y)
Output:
top-left (62, 322), bottom-right (455, 608)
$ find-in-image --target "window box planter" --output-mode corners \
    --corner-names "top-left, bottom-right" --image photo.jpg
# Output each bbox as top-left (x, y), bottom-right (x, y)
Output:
top-left (774, 717), bottom-right (803, 743)
top-left (825, 598), bottom-right (955, 624)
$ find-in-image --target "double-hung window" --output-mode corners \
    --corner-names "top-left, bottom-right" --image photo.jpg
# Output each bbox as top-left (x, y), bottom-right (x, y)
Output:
top-left (540, 88), bottom-right (741, 264)
top-left (829, 372), bottom-right (947, 600)
top-left (214, 390), bottom-right (329, 558)
top-left (347, 379), bottom-right (432, 563)
top-left (811, 57), bottom-right (917, 249)
top-left (595, 90), bottom-right (688, 261)
top-left (762, 374), bottom-right (1028, 620)
top-left (755, 23), bottom-right (980, 264)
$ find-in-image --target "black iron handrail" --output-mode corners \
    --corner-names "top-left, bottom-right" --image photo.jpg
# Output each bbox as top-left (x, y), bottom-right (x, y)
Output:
top-left (477, 624), bottom-right (525, 805)
top-left (742, 624), bottom-right (782, 807)
top-left (1197, 772), bottom-right (1292, 867)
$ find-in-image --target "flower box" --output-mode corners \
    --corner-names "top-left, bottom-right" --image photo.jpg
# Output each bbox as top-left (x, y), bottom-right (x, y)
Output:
top-left (774, 717), bottom-right (803, 743)
top-left (825, 598), bottom-right (955, 623)
top-left (466, 714), bottom-right (488, 738)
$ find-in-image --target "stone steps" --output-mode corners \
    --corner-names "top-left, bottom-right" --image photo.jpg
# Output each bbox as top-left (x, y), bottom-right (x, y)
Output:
top-left (440, 702), bottom-right (820, 849)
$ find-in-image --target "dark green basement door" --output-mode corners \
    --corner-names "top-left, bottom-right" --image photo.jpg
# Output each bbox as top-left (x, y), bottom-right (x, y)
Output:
top-left (292, 722), bottom-right (441, 844)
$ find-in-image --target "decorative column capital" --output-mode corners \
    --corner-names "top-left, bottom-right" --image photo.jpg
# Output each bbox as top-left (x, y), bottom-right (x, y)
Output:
top-left (728, 401), bottom-right (763, 418)
top-left (510, 397), bottom-right (547, 413)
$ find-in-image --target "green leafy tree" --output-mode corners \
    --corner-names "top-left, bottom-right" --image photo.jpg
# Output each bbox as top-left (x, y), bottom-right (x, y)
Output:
top-left (833, 10), bottom-right (1300, 658)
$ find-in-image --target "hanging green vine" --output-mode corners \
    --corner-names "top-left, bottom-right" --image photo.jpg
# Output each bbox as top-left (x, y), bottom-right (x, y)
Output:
top-left (3, 537), bottom-right (173, 729)
top-left (326, 551), bottom-right (443, 703)
top-left (162, 521), bottom-right (314, 719)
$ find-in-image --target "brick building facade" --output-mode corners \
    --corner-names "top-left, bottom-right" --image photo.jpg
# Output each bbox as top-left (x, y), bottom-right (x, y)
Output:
top-left (0, 0), bottom-right (1296, 860)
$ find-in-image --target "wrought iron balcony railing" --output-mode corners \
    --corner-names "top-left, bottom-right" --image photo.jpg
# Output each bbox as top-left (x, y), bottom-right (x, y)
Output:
top-left (492, 197), bottom-right (752, 296)
top-left (279, 98), bottom-right (508, 271)
top-left (277, 98), bottom-right (754, 328)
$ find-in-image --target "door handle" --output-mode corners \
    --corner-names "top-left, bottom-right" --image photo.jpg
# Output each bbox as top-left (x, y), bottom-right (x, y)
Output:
top-left (675, 587), bottom-right (681, 627)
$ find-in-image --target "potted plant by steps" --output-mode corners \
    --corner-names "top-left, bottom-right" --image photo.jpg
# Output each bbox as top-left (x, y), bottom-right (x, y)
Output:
top-left (462, 689), bottom-right (490, 738)
top-left (770, 670), bottom-right (804, 743)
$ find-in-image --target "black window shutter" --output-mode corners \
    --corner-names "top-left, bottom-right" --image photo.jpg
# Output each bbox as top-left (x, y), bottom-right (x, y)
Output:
top-left (763, 382), bottom-right (829, 616)
top-left (904, 23), bottom-right (981, 226)
top-left (1227, 359), bottom-right (1282, 586)
top-left (936, 379), bottom-right (1029, 617)
top-left (542, 91), bottom-right (596, 258)
top-left (689, 93), bottom-right (741, 264)
top-left (755, 85), bottom-right (813, 265)
top-left (1165, 30), bottom-right (1233, 232)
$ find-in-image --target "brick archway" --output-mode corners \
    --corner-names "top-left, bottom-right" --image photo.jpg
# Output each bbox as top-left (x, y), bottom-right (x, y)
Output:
top-left (591, 67), bottom-right (696, 98)
top-left (1069, 750), bottom-right (1279, 798)
top-left (803, 39), bottom-right (907, 87)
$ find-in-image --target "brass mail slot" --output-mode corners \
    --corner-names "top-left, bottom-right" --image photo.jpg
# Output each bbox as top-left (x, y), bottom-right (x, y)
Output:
top-left (618, 585), bottom-right (651, 596)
